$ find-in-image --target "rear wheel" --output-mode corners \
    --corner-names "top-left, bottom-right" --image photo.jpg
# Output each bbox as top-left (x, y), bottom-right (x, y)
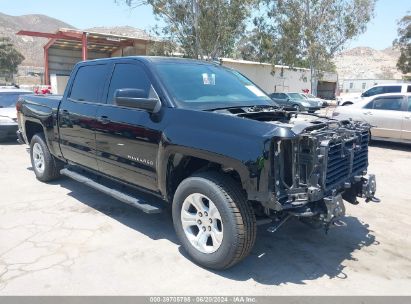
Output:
top-left (293, 104), bottom-right (303, 112)
top-left (30, 133), bottom-right (63, 182)
top-left (172, 171), bottom-right (256, 269)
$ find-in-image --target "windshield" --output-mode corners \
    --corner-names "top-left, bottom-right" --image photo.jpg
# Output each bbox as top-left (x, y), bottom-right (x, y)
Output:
top-left (288, 93), bottom-right (304, 100)
top-left (307, 94), bottom-right (316, 98)
top-left (155, 62), bottom-right (274, 110)
top-left (0, 92), bottom-right (30, 108)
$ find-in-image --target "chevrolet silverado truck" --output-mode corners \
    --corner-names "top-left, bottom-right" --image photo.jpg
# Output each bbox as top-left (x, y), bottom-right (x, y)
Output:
top-left (16, 57), bottom-right (378, 269)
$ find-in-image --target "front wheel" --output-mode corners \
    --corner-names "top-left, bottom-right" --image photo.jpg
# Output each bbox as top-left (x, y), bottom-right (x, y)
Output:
top-left (172, 171), bottom-right (256, 270)
top-left (30, 133), bottom-right (63, 182)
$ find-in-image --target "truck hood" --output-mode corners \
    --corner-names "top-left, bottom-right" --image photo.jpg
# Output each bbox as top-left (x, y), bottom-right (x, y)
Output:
top-left (0, 107), bottom-right (17, 119)
top-left (210, 106), bottom-right (336, 135)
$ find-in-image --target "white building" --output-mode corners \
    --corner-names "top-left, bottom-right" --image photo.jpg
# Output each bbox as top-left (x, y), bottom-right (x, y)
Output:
top-left (221, 58), bottom-right (338, 99)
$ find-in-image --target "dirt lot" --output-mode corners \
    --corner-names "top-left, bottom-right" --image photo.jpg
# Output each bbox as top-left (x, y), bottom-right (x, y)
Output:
top-left (1, 140), bottom-right (411, 295)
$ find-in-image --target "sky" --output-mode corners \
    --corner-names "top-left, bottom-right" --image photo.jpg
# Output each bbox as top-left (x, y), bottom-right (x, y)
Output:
top-left (0, 0), bottom-right (409, 50)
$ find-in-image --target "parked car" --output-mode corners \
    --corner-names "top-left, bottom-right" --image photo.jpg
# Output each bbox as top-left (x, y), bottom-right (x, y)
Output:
top-left (269, 92), bottom-right (321, 112)
top-left (337, 83), bottom-right (411, 106)
top-left (17, 56), bottom-right (377, 269)
top-left (333, 93), bottom-right (411, 143)
top-left (300, 93), bottom-right (328, 107)
top-left (0, 88), bottom-right (32, 142)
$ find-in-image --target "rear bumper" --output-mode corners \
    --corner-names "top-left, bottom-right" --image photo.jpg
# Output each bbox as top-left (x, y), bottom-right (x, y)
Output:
top-left (0, 124), bottom-right (18, 141)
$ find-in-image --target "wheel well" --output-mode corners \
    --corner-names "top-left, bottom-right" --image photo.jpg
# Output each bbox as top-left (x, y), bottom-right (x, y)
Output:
top-left (166, 154), bottom-right (243, 202)
top-left (342, 101), bottom-right (353, 106)
top-left (25, 121), bottom-right (43, 143)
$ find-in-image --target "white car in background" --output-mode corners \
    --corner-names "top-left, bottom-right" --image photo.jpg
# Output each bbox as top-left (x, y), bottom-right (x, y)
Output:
top-left (333, 93), bottom-right (411, 143)
top-left (300, 93), bottom-right (328, 107)
top-left (337, 83), bottom-right (411, 106)
top-left (0, 88), bottom-right (33, 142)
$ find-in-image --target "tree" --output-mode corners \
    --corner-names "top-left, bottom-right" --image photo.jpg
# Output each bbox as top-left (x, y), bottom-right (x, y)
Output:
top-left (242, 0), bottom-right (376, 94)
top-left (0, 37), bottom-right (24, 82)
top-left (393, 14), bottom-right (411, 74)
top-left (118, 0), bottom-right (256, 59)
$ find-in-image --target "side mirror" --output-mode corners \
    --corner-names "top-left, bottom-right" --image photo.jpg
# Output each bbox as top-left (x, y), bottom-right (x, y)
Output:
top-left (114, 89), bottom-right (161, 113)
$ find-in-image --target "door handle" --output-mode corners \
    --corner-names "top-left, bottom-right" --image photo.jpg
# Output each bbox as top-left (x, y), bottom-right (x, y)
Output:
top-left (363, 111), bottom-right (372, 115)
top-left (97, 116), bottom-right (111, 124)
top-left (61, 109), bottom-right (69, 115)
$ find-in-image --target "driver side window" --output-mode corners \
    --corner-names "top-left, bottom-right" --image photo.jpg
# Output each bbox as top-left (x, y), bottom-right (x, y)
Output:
top-left (363, 86), bottom-right (384, 97)
top-left (373, 97), bottom-right (403, 111)
top-left (107, 63), bottom-right (155, 104)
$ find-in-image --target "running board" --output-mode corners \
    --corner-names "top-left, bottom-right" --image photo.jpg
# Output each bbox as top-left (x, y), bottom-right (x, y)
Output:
top-left (60, 168), bottom-right (163, 214)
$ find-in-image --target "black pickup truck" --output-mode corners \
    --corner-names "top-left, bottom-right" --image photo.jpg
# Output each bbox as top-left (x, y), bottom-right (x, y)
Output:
top-left (16, 56), bottom-right (378, 269)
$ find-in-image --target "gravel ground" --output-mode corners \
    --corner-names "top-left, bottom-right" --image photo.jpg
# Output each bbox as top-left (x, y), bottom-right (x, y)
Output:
top-left (0, 140), bottom-right (411, 295)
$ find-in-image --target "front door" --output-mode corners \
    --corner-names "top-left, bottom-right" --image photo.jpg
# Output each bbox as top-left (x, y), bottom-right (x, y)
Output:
top-left (362, 95), bottom-right (404, 140)
top-left (401, 96), bottom-right (411, 141)
top-left (58, 63), bottom-right (110, 171)
top-left (95, 62), bottom-right (163, 192)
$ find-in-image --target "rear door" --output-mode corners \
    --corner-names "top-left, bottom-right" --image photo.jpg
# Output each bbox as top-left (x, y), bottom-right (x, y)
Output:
top-left (58, 63), bottom-right (110, 171)
top-left (383, 85), bottom-right (402, 94)
top-left (401, 96), bottom-right (411, 141)
top-left (95, 61), bottom-right (163, 192)
top-left (362, 95), bottom-right (404, 140)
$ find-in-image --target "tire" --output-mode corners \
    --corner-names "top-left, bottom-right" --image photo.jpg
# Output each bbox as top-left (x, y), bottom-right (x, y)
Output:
top-left (30, 133), bottom-right (63, 182)
top-left (172, 171), bottom-right (256, 270)
top-left (293, 104), bottom-right (303, 112)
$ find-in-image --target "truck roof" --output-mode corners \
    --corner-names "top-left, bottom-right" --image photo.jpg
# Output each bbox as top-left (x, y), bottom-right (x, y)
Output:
top-left (78, 56), bottom-right (219, 66)
top-left (372, 83), bottom-right (411, 87)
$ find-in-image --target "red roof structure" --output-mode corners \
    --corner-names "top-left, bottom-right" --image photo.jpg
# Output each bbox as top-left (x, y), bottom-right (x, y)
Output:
top-left (17, 28), bottom-right (153, 84)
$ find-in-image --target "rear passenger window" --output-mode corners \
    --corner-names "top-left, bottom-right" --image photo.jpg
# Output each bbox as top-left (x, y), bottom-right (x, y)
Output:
top-left (107, 64), bottom-right (152, 103)
top-left (69, 64), bottom-right (108, 103)
top-left (408, 97), bottom-right (411, 111)
top-left (384, 86), bottom-right (401, 93)
top-left (407, 86), bottom-right (411, 93)
top-left (373, 97), bottom-right (403, 111)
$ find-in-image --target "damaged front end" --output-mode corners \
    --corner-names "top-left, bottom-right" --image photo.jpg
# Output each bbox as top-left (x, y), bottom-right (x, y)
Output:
top-left (268, 116), bottom-right (379, 231)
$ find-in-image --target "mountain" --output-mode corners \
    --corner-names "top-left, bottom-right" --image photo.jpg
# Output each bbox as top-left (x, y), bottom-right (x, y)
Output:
top-left (0, 12), bottom-right (75, 67)
top-left (333, 46), bottom-right (403, 80)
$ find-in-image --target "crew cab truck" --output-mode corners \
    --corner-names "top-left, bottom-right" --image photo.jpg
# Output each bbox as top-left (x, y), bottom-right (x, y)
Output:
top-left (16, 57), bottom-right (378, 270)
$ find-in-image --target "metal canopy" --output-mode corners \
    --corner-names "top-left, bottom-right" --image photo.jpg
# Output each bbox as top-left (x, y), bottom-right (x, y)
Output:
top-left (17, 28), bottom-right (151, 84)
top-left (17, 28), bottom-right (143, 54)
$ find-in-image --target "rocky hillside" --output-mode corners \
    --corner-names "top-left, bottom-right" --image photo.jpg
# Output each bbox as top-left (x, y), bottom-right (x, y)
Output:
top-left (334, 46), bottom-right (403, 80)
top-left (0, 12), bottom-right (75, 67)
top-left (86, 26), bottom-right (151, 40)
